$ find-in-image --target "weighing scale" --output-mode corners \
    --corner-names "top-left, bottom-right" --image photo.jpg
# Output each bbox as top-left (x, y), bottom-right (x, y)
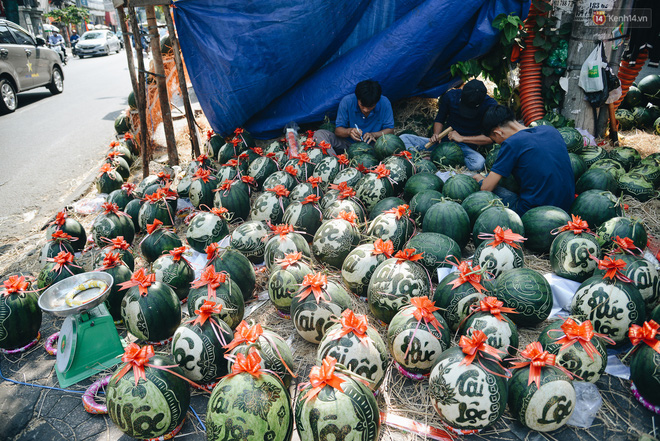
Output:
top-left (39, 272), bottom-right (125, 388)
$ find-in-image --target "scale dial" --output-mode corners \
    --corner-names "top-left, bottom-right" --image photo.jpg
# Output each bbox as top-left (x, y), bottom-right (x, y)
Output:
top-left (56, 315), bottom-right (77, 373)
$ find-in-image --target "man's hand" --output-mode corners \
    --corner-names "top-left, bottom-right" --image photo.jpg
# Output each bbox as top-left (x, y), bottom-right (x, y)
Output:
top-left (363, 132), bottom-right (377, 144)
top-left (448, 131), bottom-right (464, 143)
top-left (472, 173), bottom-right (485, 183)
top-left (350, 127), bottom-right (363, 142)
top-left (429, 133), bottom-right (442, 144)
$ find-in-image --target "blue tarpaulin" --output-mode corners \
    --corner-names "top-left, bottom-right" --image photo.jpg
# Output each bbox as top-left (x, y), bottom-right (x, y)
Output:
top-left (173, 0), bottom-right (530, 139)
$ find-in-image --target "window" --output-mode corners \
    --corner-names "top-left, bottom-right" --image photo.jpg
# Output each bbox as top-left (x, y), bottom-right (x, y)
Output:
top-left (0, 25), bottom-right (15, 45)
top-left (8, 25), bottom-right (35, 45)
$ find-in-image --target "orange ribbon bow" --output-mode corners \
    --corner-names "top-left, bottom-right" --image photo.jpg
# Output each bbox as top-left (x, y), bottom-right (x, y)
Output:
top-left (511, 342), bottom-right (568, 388)
top-left (124, 132), bottom-right (134, 140)
top-left (224, 159), bottom-right (239, 168)
top-left (109, 236), bottom-right (130, 250)
top-left (592, 255), bottom-right (630, 282)
top-left (192, 300), bottom-right (224, 326)
top-left (234, 127), bottom-right (244, 135)
top-left (101, 202), bottom-right (121, 215)
top-left (229, 137), bottom-right (241, 147)
top-left (337, 210), bottom-right (358, 225)
top-left (370, 164), bottom-right (391, 179)
top-left (459, 330), bottom-right (505, 366)
top-left (115, 343), bottom-right (155, 385)
top-left (554, 318), bottom-right (613, 360)
top-left (119, 268), bottom-right (155, 296)
top-left (410, 296), bottom-right (444, 334)
top-left (272, 224), bottom-right (294, 238)
top-left (146, 219), bottom-right (164, 235)
top-left (478, 226), bottom-right (526, 249)
top-left (241, 176), bottom-right (257, 186)
top-left (448, 260), bottom-right (487, 294)
top-left (307, 176), bottom-right (323, 188)
top-left (394, 150), bottom-right (413, 160)
top-left (205, 243), bottom-right (220, 261)
top-left (251, 147), bottom-right (264, 156)
top-left (266, 185), bottom-right (290, 198)
top-left (285, 165), bottom-right (299, 177)
top-left (50, 230), bottom-right (74, 242)
top-left (297, 152), bottom-right (312, 165)
top-left (303, 138), bottom-right (316, 150)
top-left (51, 251), bottom-right (76, 272)
top-left (301, 194), bottom-right (320, 205)
top-left (2, 275), bottom-right (29, 296)
top-left (275, 252), bottom-right (303, 269)
top-left (156, 172), bottom-right (171, 182)
top-left (51, 211), bottom-right (67, 227)
top-left (206, 129), bottom-right (214, 140)
top-left (193, 168), bottom-right (212, 183)
top-left (303, 356), bottom-right (346, 402)
top-left (326, 310), bottom-right (370, 345)
top-left (471, 296), bottom-right (517, 321)
top-left (556, 214), bottom-right (591, 235)
top-left (168, 246), bottom-right (187, 261)
top-left (210, 207), bottom-right (229, 219)
top-left (191, 266), bottom-right (227, 299)
top-left (317, 141), bottom-right (331, 155)
top-left (98, 163), bottom-right (115, 176)
top-left (338, 185), bottom-right (356, 200)
top-left (384, 205), bottom-right (410, 220)
top-left (107, 151), bottom-right (122, 159)
top-left (356, 164), bottom-right (368, 173)
top-left (336, 154), bottom-right (349, 166)
top-left (393, 248), bottom-right (424, 264)
top-left (230, 348), bottom-right (263, 378)
top-left (218, 179), bottom-right (234, 191)
top-left (100, 252), bottom-right (124, 269)
top-left (224, 321), bottom-right (264, 351)
top-left (372, 239), bottom-right (394, 258)
top-left (629, 320), bottom-right (660, 355)
top-left (613, 236), bottom-right (642, 255)
top-left (196, 154), bottom-right (209, 163)
top-left (297, 273), bottom-right (329, 303)
top-left (121, 183), bottom-right (136, 195)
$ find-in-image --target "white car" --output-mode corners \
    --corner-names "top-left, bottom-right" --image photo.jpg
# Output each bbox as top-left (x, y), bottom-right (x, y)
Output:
top-left (76, 30), bottom-right (121, 58)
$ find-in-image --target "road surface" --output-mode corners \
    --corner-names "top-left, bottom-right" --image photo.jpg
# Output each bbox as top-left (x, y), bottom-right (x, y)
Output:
top-left (0, 49), bottom-right (133, 244)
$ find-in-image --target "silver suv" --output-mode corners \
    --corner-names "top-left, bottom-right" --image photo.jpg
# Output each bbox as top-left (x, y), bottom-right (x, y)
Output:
top-left (0, 19), bottom-right (64, 114)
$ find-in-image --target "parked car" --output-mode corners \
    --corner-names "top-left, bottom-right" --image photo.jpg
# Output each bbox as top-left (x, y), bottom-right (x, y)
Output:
top-left (0, 19), bottom-right (64, 114)
top-left (115, 31), bottom-right (124, 49)
top-left (76, 30), bottom-right (121, 58)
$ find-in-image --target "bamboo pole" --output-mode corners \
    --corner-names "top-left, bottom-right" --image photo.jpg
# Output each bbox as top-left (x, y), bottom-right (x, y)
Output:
top-left (162, 6), bottom-right (201, 158)
top-left (146, 6), bottom-right (179, 166)
top-left (128, 6), bottom-right (151, 178)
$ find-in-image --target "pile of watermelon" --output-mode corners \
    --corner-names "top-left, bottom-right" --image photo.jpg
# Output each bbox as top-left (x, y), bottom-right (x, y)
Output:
top-left (616, 74), bottom-right (660, 134)
top-left (6, 120), bottom-right (660, 439)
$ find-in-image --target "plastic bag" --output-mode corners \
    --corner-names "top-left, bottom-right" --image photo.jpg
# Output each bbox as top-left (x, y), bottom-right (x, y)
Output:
top-left (72, 195), bottom-right (107, 215)
top-left (543, 273), bottom-right (581, 318)
top-left (567, 382), bottom-right (603, 428)
top-left (579, 43), bottom-right (605, 93)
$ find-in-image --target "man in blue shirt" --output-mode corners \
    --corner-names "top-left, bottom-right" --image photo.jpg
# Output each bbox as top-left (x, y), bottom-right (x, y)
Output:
top-left (400, 79), bottom-right (497, 171)
top-left (314, 80), bottom-right (394, 154)
top-left (473, 105), bottom-right (575, 216)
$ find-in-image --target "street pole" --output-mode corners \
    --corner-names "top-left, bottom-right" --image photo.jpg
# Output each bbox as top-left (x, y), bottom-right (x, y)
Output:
top-left (128, 6), bottom-right (150, 178)
top-left (146, 5), bottom-right (179, 166)
top-left (116, 7), bottom-right (139, 114)
top-left (162, 5), bottom-right (201, 158)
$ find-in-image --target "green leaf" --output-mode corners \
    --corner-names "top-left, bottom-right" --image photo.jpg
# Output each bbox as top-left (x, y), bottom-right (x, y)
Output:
top-left (533, 33), bottom-right (546, 47)
top-left (492, 14), bottom-right (506, 30)
top-left (536, 16), bottom-right (546, 27)
top-left (504, 25), bottom-right (518, 43)
top-left (542, 66), bottom-right (555, 76)
top-left (542, 41), bottom-right (554, 51)
top-left (535, 50), bottom-right (549, 63)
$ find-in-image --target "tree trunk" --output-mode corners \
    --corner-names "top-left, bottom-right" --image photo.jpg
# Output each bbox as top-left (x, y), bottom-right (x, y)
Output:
top-left (128, 7), bottom-right (151, 178)
top-left (561, 0), bottom-right (634, 137)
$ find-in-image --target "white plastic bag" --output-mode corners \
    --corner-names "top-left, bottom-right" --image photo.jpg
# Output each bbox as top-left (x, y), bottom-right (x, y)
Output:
top-left (578, 43), bottom-right (605, 93)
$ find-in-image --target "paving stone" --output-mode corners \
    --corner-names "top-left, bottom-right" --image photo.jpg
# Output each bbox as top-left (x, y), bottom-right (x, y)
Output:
top-left (0, 383), bottom-right (39, 440)
top-left (14, 418), bottom-right (67, 441)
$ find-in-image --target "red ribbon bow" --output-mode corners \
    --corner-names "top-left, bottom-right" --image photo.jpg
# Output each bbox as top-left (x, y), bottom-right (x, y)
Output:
top-left (276, 252), bottom-right (303, 269)
top-left (192, 300), bottom-right (224, 326)
top-left (107, 151), bottom-right (122, 159)
top-left (98, 163), bottom-right (115, 176)
top-left (210, 207), bottom-right (229, 219)
top-left (224, 159), bottom-right (239, 167)
top-left (301, 194), bottom-right (320, 205)
top-left (230, 137), bottom-right (241, 147)
top-left (230, 348), bottom-right (263, 378)
top-left (241, 176), bottom-right (256, 187)
top-left (448, 260), bottom-right (487, 294)
top-left (272, 224), bottom-right (294, 238)
top-left (326, 310), bottom-right (370, 345)
top-left (592, 255), bottom-right (631, 282)
top-left (459, 330), bottom-right (504, 366)
top-left (109, 236), bottom-right (130, 250)
top-left (317, 141), bottom-right (331, 155)
top-left (285, 165), bottom-right (299, 177)
top-left (51, 211), bottom-right (67, 227)
top-left (2, 275), bottom-right (29, 297)
top-left (168, 246), bottom-right (187, 261)
top-left (121, 183), bottom-right (136, 195)
top-left (191, 266), bottom-right (227, 299)
top-left (297, 153), bottom-right (312, 165)
top-left (124, 133), bottom-right (133, 140)
top-left (119, 268), bottom-right (155, 296)
top-left (101, 252), bottom-right (124, 269)
top-left (196, 154), bottom-right (209, 163)
top-left (51, 251), bottom-right (76, 272)
top-left (114, 343), bottom-right (155, 385)
top-left (356, 164), bottom-right (368, 173)
top-left (629, 320), bottom-right (660, 355)
top-left (110, 141), bottom-right (120, 147)
top-left (471, 296), bottom-right (517, 321)
top-left (384, 204), bottom-right (409, 220)
top-left (156, 172), bottom-right (171, 182)
top-left (393, 248), bottom-right (424, 264)
top-left (267, 185), bottom-right (291, 198)
top-left (372, 239), bottom-right (394, 258)
top-left (206, 129), bottom-right (214, 140)
top-left (205, 243), bottom-right (220, 261)
top-left (410, 296), bottom-right (444, 333)
top-left (554, 318), bottom-right (613, 360)
top-left (337, 210), bottom-right (358, 225)
top-left (307, 176), bottom-right (323, 188)
top-left (101, 202), bottom-right (120, 215)
top-left (193, 168), bottom-right (212, 183)
top-left (218, 179), bottom-right (234, 191)
top-left (303, 138), bottom-right (316, 151)
top-left (612, 236), bottom-right (642, 255)
top-left (224, 321), bottom-right (264, 351)
top-left (146, 219), bottom-right (164, 235)
top-left (369, 164), bottom-right (391, 179)
top-left (557, 215), bottom-right (591, 235)
top-left (251, 147), bottom-right (264, 156)
top-left (297, 273), bottom-right (329, 303)
top-left (478, 226), bottom-right (526, 249)
top-left (394, 151), bottom-right (413, 160)
top-left (338, 185), bottom-right (356, 200)
top-left (304, 356), bottom-right (346, 401)
top-left (234, 127), bottom-right (244, 135)
top-left (511, 342), bottom-right (564, 388)
top-left (50, 230), bottom-right (74, 242)
top-left (336, 154), bottom-right (349, 166)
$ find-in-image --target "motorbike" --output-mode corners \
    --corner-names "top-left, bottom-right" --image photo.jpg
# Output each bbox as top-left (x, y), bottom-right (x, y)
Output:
top-left (49, 42), bottom-right (67, 65)
top-left (71, 39), bottom-right (79, 58)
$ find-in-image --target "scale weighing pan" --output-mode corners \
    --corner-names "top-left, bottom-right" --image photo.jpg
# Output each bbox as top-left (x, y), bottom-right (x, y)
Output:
top-left (39, 272), bottom-right (125, 388)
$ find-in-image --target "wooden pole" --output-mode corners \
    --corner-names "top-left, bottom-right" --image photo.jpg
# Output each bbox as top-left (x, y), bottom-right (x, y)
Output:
top-left (146, 6), bottom-right (179, 166)
top-left (162, 6), bottom-right (201, 158)
top-left (128, 6), bottom-right (151, 178)
top-left (116, 8), bottom-right (139, 112)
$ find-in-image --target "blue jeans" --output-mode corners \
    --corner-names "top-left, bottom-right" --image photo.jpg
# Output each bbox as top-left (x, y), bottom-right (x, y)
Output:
top-left (492, 185), bottom-right (521, 214)
top-left (399, 134), bottom-right (486, 171)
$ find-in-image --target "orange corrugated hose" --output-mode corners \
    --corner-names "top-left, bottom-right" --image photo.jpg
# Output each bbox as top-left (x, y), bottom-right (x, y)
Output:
top-left (613, 49), bottom-right (649, 110)
top-left (519, 2), bottom-right (546, 125)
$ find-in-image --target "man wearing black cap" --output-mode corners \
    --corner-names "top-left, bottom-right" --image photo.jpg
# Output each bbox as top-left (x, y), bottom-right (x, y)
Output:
top-left (400, 79), bottom-right (497, 171)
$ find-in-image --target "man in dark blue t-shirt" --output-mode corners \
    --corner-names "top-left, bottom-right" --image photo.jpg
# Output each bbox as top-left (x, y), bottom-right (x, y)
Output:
top-left (473, 105), bottom-right (575, 216)
top-left (400, 79), bottom-right (497, 170)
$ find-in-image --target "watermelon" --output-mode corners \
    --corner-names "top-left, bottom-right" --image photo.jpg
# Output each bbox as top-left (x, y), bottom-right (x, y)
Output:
top-left (460, 309), bottom-right (519, 359)
top-left (373, 134), bottom-right (405, 160)
top-left (579, 145), bottom-right (607, 167)
top-left (341, 242), bottom-right (391, 298)
top-left (632, 106), bottom-right (654, 128)
top-left (121, 278), bottom-right (181, 342)
top-left (569, 153), bottom-right (588, 181)
top-left (431, 142), bottom-right (465, 169)
top-left (36, 253), bottom-right (84, 294)
top-left (473, 240), bottom-right (525, 278)
top-left (46, 214), bottom-right (87, 252)
top-left (141, 226), bottom-right (182, 263)
top-left (114, 113), bottom-right (131, 134)
top-left (91, 206), bottom-right (135, 248)
top-left (323, 198), bottom-right (367, 224)
top-left (107, 187), bottom-right (134, 211)
top-left (187, 271), bottom-right (244, 330)
top-left (630, 162), bottom-right (660, 187)
top-left (615, 109), bottom-right (636, 131)
top-left (124, 199), bottom-right (143, 233)
top-left (414, 158), bottom-right (437, 174)
top-left (631, 342), bottom-right (660, 407)
top-left (494, 268), bottom-right (553, 327)
top-left (590, 158), bottom-right (626, 181)
top-left (312, 218), bottom-right (361, 268)
top-left (109, 144), bottom-right (134, 167)
top-left (575, 168), bottom-right (619, 194)
top-left (268, 257), bottom-right (312, 315)
top-left (347, 141), bottom-right (373, 159)
top-left (229, 220), bottom-right (269, 264)
top-left (189, 173), bottom-right (219, 209)
top-left (0, 277), bottom-right (41, 351)
top-left (138, 198), bottom-right (175, 231)
top-left (96, 166), bottom-right (124, 194)
top-left (570, 189), bottom-right (622, 229)
top-left (609, 146), bottom-right (641, 171)
top-left (596, 216), bottom-right (647, 252)
top-left (622, 85), bottom-right (644, 108)
top-left (106, 156), bottom-right (130, 181)
top-left (39, 237), bottom-right (74, 268)
top-left (366, 208), bottom-right (414, 251)
top-left (550, 229), bottom-right (601, 282)
top-left (461, 191), bottom-right (500, 229)
top-left (152, 252), bottom-right (195, 302)
top-left (441, 173), bottom-right (480, 202)
top-left (571, 275), bottom-right (645, 345)
top-left (520, 206), bottom-right (570, 254)
top-left (422, 199), bottom-right (471, 249)
top-left (263, 170), bottom-right (297, 192)
top-left (248, 156), bottom-right (278, 190)
top-left (558, 127), bottom-right (584, 153)
top-left (593, 254), bottom-right (659, 308)
top-left (405, 232), bottom-right (461, 278)
top-left (185, 212), bottom-right (229, 254)
top-left (434, 269), bottom-right (488, 331)
top-left (282, 198), bottom-right (324, 241)
top-left (383, 155), bottom-right (412, 193)
top-left (209, 248), bottom-right (256, 301)
top-left (290, 182), bottom-right (323, 203)
top-left (96, 256), bottom-right (132, 322)
top-left (352, 153), bottom-right (379, 170)
top-left (264, 230), bottom-right (311, 269)
top-left (472, 205), bottom-right (524, 249)
top-left (410, 190), bottom-right (443, 224)
top-left (213, 181), bottom-right (251, 223)
top-left (618, 172), bottom-right (656, 202)
top-left (312, 156), bottom-right (341, 190)
top-left (369, 196), bottom-right (406, 220)
top-left (332, 167), bottom-right (362, 189)
top-left (485, 144), bottom-right (501, 170)
top-left (403, 172), bottom-right (443, 201)
top-left (638, 74), bottom-right (660, 100)
top-left (250, 190), bottom-right (291, 225)
top-left (355, 169), bottom-right (394, 212)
